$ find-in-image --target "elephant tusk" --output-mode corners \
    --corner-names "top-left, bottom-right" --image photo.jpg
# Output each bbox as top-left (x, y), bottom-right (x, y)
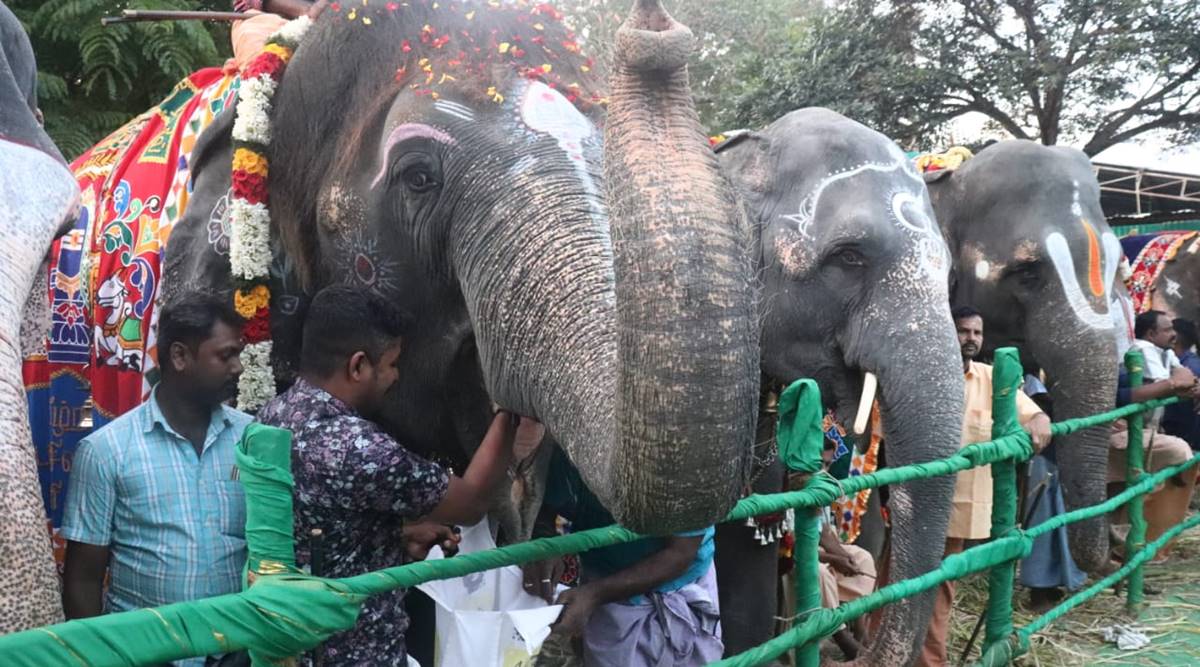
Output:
top-left (853, 372), bottom-right (877, 435)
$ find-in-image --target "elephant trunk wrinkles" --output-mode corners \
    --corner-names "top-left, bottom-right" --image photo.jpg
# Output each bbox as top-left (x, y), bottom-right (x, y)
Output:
top-left (1034, 337), bottom-right (1117, 573)
top-left (600, 0), bottom-right (760, 531)
top-left (838, 304), bottom-right (963, 667)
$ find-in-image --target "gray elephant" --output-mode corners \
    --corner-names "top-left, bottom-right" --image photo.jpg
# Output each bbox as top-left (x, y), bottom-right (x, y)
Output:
top-left (926, 140), bottom-right (1129, 572)
top-left (716, 108), bottom-right (965, 666)
top-left (164, 0), bottom-right (760, 536)
top-left (0, 0), bottom-right (79, 631)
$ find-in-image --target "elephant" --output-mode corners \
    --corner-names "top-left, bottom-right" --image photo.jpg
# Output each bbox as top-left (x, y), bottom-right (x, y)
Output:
top-left (163, 0), bottom-right (761, 536)
top-left (925, 140), bottom-right (1131, 572)
top-left (716, 108), bottom-right (965, 666)
top-left (1121, 230), bottom-right (1200, 326)
top-left (0, 0), bottom-right (79, 632)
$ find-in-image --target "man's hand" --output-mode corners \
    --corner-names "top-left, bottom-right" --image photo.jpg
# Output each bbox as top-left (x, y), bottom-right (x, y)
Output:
top-left (552, 586), bottom-right (600, 637)
top-left (1024, 413), bottom-right (1052, 454)
top-left (522, 558), bottom-right (565, 604)
top-left (1169, 366), bottom-right (1197, 397)
top-left (402, 522), bottom-right (460, 561)
top-left (820, 549), bottom-right (862, 577)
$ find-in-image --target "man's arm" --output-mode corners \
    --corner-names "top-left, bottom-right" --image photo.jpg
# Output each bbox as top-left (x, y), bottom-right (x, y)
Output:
top-left (62, 542), bottom-right (110, 619)
top-left (424, 412), bottom-right (527, 525)
top-left (59, 437), bottom-right (116, 618)
top-left (1118, 366), bottom-right (1196, 406)
top-left (1015, 392), bottom-right (1052, 453)
top-left (552, 534), bottom-right (704, 637)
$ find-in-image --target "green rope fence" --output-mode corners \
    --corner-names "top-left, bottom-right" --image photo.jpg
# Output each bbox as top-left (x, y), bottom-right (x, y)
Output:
top-left (0, 346), bottom-right (1195, 667)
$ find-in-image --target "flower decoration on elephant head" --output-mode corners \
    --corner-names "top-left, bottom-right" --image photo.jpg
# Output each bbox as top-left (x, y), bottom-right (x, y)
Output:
top-left (229, 16), bottom-right (313, 410)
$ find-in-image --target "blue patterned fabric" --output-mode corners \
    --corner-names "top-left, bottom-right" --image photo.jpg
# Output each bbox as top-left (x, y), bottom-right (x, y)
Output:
top-left (61, 389), bottom-right (251, 666)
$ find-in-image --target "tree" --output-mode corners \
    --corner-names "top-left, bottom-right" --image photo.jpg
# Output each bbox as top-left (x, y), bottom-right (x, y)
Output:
top-left (560, 0), bottom-right (815, 131)
top-left (10, 0), bottom-right (232, 159)
top-left (721, 0), bottom-right (1200, 154)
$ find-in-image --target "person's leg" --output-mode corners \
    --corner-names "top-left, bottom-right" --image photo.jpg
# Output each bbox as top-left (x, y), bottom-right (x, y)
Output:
top-left (917, 538), bottom-right (963, 667)
top-left (1143, 433), bottom-right (1197, 560)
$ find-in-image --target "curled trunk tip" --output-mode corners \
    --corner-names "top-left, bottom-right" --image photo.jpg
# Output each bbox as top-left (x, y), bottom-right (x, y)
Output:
top-left (615, 0), bottom-right (693, 72)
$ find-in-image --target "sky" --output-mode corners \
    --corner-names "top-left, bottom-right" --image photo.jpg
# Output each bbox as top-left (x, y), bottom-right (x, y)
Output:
top-left (949, 112), bottom-right (1199, 175)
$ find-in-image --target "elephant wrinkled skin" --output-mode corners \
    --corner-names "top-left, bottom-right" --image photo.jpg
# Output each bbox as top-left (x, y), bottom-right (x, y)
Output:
top-left (718, 108), bottom-right (964, 666)
top-left (164, 0), bottom-right (760, 536)
top-left (0, 0), bottom-right (79, 632)
top-left (927, 140), bottom-right (1129, 572)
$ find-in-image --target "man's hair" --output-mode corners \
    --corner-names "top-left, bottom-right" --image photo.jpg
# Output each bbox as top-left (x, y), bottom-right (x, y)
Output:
top-left (1135, 310), bottom-right (1167, 339)
top-left (1174, 318), bottom-right (1198, 349)
top-left (300, 286), bottom-right (411, 378)
top-left (157, 293), bottom-right (242, 370)
top-left (952, 305), bottom-right (982, 323)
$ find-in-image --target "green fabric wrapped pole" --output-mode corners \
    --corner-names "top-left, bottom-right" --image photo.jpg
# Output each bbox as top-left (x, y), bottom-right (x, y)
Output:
top-left (777, 379), bottom-right (825, 667)
top-left (235, 423), bottom-right (301, 667)
top-left (983, 348), bottom-right (1021, 651)
top-left (1124, 348), bottom-right (1147, 611)
top-left (236, 423), bottom-right (299, 576)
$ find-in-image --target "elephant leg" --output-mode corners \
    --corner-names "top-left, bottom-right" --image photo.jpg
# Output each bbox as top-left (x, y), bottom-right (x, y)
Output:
top-left (715, 456), bottom-right (783, 661)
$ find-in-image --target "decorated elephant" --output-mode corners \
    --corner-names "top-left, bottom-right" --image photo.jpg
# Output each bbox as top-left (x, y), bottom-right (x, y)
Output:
top-left (925, 140), bottom-right (1131, 571)
top-left (163, 0), bottom-right (761, 536)
top-left (1122, 230), bottom-right (1200, 325)
top-left (715, 108), bottom-right (965, 665)
top-left (0, 0), bottom-right (79, 632)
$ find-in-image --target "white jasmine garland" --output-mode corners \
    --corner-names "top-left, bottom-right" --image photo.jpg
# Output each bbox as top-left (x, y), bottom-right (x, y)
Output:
top-left (228, 199), bottom-right (271, 279)
top-left (237, 341), bottom-right (276, 410)
top-left (272, 15), bottom-right (312, 45)
top-left (229, 15), bottom-right (310, 410)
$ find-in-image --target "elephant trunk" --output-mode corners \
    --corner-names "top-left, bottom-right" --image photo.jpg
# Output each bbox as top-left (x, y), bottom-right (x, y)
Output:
top-left (601, 0), bottom-right (760, 531)
top-left (837, 300), bottom-right (963, 666)
top-left (1031, 333), bottom-right (1117, 572)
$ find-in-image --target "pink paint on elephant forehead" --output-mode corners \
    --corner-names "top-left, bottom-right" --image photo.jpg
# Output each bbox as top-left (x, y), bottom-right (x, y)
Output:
top-left (371, 122), bottom-right (457, 189)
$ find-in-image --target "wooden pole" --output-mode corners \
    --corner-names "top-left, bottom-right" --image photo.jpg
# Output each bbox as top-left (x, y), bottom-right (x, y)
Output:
top-left (101, 9), bottom-right (249, 26)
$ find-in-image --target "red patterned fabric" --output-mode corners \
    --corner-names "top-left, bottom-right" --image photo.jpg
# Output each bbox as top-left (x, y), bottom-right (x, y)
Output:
top-left (1126, 231), bottom-right (1198, 314)
top-left (22, 68), bottom-right (240, 566)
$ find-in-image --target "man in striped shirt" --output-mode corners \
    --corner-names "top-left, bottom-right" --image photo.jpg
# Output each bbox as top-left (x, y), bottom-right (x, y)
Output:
top-left (61, 294), bottom-right (251, 667)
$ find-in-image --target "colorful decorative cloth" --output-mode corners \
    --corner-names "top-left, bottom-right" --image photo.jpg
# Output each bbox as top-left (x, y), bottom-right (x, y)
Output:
top-left (827, 406), bottom-right (881, 544)
top-left (21, 67), bottom-right (240, 568)
top-left (1122, 231), bottom-right (1199, 314)
top-left (256, 377), bottom-right (450, 666)
top-left (912, 146), bottom-right (973, 173)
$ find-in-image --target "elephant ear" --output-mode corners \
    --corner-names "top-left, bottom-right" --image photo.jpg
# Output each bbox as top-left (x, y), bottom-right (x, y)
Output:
top-left (921, 168), bottom-right (954, 185)
top-left (715, 130), bottom-right (773, 205)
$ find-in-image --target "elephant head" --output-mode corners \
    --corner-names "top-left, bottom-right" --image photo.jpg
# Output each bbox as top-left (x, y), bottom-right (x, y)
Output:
top-left (927, 140), bottom-right (1127, 571)
top-left (718, 108), bottom-right (964, 666)
top-left (0, 0), bottom-right (78, 631)
top-left (166, 0), bottom-right (759, 534)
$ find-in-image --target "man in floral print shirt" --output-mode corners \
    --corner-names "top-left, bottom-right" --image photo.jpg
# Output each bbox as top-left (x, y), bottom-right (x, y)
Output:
top-left (257, 286), bottom-right (526, 666)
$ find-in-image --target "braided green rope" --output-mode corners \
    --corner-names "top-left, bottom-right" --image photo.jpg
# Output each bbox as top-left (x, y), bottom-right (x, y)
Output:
top-left (975, 511), bottom-right (1200, 667)
top-left (0, 358), bottom-right (1190, 666)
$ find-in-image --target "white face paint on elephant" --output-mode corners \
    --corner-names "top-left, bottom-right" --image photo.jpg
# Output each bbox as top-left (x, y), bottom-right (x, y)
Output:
top-left (1045, 227), bottom-right (1121, 331)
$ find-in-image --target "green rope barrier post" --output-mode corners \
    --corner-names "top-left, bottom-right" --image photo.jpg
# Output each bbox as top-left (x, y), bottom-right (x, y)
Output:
top-left (1124, 347), bottom-right (1147, 612)
top-left (983, 347), bottom-right (1023, 651)
top-left (776, 379), bottom-right (827, 667)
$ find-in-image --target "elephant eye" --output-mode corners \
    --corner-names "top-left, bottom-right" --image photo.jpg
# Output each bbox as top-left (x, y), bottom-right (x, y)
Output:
top-left (402, 166), bottom-right (439, 193)
top-left (834, 248), bottom-right (865, 267)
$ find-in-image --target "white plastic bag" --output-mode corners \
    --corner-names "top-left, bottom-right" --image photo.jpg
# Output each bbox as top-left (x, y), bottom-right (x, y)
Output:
top-left (416, 522), bottom-right (565, 667)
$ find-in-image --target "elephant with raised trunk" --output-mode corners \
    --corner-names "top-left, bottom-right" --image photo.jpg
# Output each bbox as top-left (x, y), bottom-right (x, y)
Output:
top-left (926, 140), bottom-right (1130, 572)
top-left (717, 108), bottom-right (965, 666)
top-left (164, 0), bottom-right (760, 536)
top-left (0, 0), bottom-right (79, 631)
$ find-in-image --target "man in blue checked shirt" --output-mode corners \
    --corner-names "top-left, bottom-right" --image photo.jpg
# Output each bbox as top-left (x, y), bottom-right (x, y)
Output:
top-left (61, 294), bottom-right (252, 667)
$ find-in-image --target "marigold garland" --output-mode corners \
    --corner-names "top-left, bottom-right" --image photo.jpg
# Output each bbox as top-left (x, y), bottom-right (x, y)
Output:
top-left (228, 15), bottom-right (312, 410)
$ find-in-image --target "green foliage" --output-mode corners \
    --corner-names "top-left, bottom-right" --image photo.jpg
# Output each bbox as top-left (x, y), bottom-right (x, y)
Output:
top-left (11, 0), bottom-right (232, 159)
